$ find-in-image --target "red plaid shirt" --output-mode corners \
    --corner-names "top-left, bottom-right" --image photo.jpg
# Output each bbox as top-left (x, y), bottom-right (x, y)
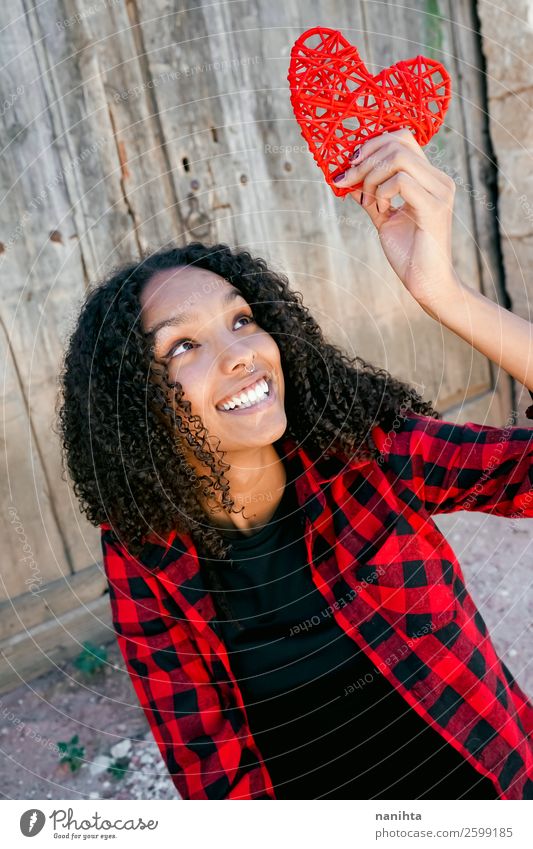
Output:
top-left (101, 410), bottom-right (533, 800)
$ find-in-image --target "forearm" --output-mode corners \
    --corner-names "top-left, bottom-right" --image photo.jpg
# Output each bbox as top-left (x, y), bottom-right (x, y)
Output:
top-left (421, 279), bottom-right (533, 393)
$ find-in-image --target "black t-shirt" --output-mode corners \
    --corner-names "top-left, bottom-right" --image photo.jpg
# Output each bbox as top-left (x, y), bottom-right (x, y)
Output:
top-left (203, 480), bottom-right (498, 800)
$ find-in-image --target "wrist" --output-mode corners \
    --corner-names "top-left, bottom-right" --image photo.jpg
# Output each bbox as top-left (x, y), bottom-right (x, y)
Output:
top-left (418, 273), bottom-right (469, 323)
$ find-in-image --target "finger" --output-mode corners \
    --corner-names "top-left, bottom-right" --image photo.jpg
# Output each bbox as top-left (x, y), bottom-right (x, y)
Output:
top-left (338, 144), bottom-right (451, 205)
top-left (373, 171), bottom-right (439, 221)
top-left (381, 130), bottom-right (456, 193)
top-left (362, 147), bottom-right (451, 209)
top-left (349, 128), bottom-right (426, 166)
top-left (349, 128), bottom-right (452, 193)
top-left (332, 130), bottom-right (399, 193)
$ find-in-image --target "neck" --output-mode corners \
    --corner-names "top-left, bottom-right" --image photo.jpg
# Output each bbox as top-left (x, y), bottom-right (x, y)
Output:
top-left (198, 442), bottom-right (287, 534)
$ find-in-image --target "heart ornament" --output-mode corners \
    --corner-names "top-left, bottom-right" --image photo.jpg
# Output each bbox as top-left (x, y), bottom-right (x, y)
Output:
top-left (287, 26), bottom-right (452, 197)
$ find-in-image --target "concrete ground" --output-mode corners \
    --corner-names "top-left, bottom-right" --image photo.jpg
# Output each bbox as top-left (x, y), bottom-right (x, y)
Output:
top-left (0, 510), bottom-right (531, 800)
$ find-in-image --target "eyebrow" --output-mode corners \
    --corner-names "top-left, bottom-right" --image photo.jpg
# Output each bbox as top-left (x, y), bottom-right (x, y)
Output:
top-left (144, 287), bottom-right (245, 346)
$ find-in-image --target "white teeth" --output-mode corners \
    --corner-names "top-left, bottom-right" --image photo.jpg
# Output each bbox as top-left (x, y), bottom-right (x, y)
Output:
top-left (218, 377), bottom-right (271, 411)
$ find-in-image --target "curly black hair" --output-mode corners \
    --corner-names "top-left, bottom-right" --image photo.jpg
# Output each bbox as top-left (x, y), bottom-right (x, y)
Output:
top-left (55, 241), bottom-right (440, 628)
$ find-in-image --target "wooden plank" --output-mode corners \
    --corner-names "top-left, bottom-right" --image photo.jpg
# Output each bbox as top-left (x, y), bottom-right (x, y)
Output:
top-left (350, 0), bottom-right (496, 416)
top-left (0, 1), bottom-right (118, 585)
top-left (0, 0), bottom-right (518, 664)
top-left (446, 0), bottom-right (504, 303)
top-left (132, 0), bottom-right (263, 246)
top-left (0, 595), bottom-right (114, 696)
top-left (443, 376), bottom-right (513, 426)
top-left (45, 0), bottom-right (188, 253)
top-left (0, 0), bottom-right (186, 588)
top-left (0, 321), bottom-right (69, 599)
top-left (0, 563), bottom-right (107, 643)
top-left (448, 0), bottom-right (527, 425)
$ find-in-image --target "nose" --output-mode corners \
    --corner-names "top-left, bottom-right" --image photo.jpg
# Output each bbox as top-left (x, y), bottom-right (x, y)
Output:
top-left (217, 338), bottom-right (258, 375)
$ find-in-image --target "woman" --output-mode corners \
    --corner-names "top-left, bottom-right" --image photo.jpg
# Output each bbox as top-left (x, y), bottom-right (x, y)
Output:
top-left (57, 129), bottom-right (533, 800)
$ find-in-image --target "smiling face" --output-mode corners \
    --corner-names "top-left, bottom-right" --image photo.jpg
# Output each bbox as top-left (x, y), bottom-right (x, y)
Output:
top-left (140, 265), bottom-right (287, 455)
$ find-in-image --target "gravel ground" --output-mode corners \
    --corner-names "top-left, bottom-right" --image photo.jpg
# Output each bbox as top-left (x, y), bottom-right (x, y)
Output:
top-left (0, 636), bottom-right (178, 801)
top-left (0, 510), bottom-right (531, 800)
top-left (434, 510), bottom-right (533, 697)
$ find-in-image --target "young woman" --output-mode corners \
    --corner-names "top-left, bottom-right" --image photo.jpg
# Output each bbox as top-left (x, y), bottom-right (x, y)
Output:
top-left (57, 129), bottom-right (533, 800)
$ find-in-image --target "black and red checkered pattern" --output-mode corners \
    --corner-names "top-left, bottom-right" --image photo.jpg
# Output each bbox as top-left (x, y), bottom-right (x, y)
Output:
top-left (101, 410), bottom-right (533, 799)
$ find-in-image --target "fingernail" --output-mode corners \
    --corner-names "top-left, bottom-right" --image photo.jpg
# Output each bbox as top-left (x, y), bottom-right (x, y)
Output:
top-left (351, 146), bottom-right (361, 161)
top-left (333, 172), bottom-right (346, 183)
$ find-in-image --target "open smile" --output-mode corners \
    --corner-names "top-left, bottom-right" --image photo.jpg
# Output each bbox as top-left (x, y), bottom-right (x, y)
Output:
top-left (216, 377), bottom-right (276, 415)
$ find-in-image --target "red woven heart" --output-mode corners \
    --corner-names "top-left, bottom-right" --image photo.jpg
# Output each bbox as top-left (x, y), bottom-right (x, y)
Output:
top-left (288, 26), bottom-right (451, 197)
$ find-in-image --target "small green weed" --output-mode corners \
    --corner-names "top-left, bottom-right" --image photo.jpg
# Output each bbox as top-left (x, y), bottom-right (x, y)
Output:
top-left (73, 641), bottom-right (108, 676)
top-left (57, 734), bottom-right (85, 772)
top-left (107, 755), bottom-right (131, 780)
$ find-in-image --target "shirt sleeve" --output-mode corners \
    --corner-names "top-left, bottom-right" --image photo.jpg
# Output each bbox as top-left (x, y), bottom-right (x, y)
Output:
top-left (372, 410), bottom-right (533, 517)
top-left (525, 388), bottom-right (533, 420)
top-left (101, 530), bottom-right (275, 800)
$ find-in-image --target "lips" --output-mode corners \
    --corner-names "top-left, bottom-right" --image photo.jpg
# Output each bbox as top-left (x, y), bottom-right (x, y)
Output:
top-left (215, 371), bottom-right (270, 408)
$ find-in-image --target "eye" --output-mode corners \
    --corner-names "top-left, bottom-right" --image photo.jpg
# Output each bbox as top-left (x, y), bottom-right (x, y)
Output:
top-left (166, 312), bottom-right (256, 359)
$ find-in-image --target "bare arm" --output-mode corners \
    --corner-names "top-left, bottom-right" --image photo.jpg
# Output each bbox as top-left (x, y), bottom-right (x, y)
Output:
top-left (333, 129), bottom-right (533, 394)
top-left (420, 280), bottom-right (533, 395)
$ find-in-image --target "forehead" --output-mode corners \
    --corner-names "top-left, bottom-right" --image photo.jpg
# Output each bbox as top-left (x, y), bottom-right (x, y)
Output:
top-left (139, 265), bottom-right (237, 325)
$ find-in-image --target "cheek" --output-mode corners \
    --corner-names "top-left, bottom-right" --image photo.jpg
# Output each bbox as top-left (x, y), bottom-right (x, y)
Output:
top-left (169, 365), bottom-right (213, 416)
top-left (265, 338), bottom-right (283, 382)
top-left (261, 332), bottom-right (282, 365)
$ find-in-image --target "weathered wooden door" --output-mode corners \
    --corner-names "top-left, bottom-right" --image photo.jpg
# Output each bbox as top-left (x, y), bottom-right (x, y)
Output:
top-left (0, 0), bottom-right (511, 691)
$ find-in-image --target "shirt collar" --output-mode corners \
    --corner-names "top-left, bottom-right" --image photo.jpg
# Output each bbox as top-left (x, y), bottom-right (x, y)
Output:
top-left (104, 434), bottom-right (372, 573)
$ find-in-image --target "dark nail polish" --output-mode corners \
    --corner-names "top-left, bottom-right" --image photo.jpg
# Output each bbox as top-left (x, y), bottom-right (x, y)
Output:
top-left (333, 172), bottom-right (346, 183)
top-left (353, 146), bottom-right (361, 160)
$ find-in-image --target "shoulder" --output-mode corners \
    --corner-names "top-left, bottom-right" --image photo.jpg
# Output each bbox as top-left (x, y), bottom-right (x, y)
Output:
top-left (99, 524), bottom-right (142, 583)
top-left (99, 522), bottom-right (196, 589)
top-left (369, 409), bottom-right (533, 481)
top-left (370, 411), bottom-right (472, 460)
